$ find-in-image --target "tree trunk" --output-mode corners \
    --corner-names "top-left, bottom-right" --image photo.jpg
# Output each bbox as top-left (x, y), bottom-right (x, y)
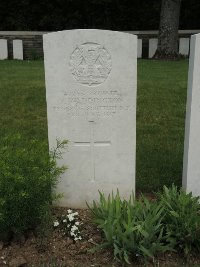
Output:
top-left (154, 0), bottom-right (182, 60)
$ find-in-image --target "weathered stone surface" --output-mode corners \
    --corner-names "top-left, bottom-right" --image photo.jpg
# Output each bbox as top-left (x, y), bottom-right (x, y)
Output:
top-left (9, 256), bottom-right (27, 267)
top-left (149, 38), bottom-right (158, 58)
top-left (183, 34), bottom-right (200, 196)
top-left (43, 29), bottom-right (137, 208)
top-left (13, 40), bottom-right (23, 60)
top-left (0, 39), bottom-right (8, 59)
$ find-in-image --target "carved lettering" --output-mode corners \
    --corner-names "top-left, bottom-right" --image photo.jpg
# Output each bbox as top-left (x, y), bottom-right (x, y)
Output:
top-left (53, 88), bottom-right (130, 117)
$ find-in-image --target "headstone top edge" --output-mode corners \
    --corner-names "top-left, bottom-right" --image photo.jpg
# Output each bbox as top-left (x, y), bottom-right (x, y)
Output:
top-left (13, 39), bottom-right (23, 42)
top-left (192, 33), bottom-right (200, 37)
top-left (43, 29), bottom-right (137, 40)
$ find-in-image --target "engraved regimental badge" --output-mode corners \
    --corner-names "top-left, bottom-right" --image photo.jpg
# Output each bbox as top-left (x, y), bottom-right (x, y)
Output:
top-left (69, 42), bottom-right (112, 86)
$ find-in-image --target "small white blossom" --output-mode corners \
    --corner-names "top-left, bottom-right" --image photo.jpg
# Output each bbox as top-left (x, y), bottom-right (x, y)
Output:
top-left (53, 221), bottom-right (59, 227)
top-left (63, 219), bottom-right (67, 223)
top-left (67, 214), bottom-right (74, 221)
top-left (67, 209), bottom-right (72, 214)
top-left (70, 231), bottom-right (75, 236)
top-left (74, 236), bottom-right (82, 241)
top-left (75, 221), bottom-right (80, 225)
top-left (71, 225), bottom-right (78, 231)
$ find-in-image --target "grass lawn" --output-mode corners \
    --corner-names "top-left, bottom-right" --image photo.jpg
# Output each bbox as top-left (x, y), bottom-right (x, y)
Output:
top-left (0, 59), bottom-right (189, 193)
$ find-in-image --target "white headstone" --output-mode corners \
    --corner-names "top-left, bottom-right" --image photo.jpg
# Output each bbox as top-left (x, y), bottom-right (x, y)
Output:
top-left (0, 39), bottom-right (8, 60)
top-left (183, 34), bottom-right (200, 196)
top-left (13, 40), bottom-right (23, 60)
top-left (149, 38), bottom-right (158, 58)
top-left (137, 39), bottom-right (142, 58)
top-left (179, 38), bottom-right (190, 56)
top-left (43, 30), bottom-right (137, 208)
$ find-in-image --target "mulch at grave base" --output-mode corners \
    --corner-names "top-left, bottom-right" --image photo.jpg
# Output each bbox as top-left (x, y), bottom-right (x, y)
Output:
top-left (1, 207), bottom-right (200, 267)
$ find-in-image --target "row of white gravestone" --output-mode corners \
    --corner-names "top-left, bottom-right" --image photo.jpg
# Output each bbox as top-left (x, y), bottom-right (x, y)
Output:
top-left (0, 37), bottom-right (189, 61)
top-left (148, 38), bottom-right (190, 58)
top-left (0, 39), bottom-right (23, 60)
top-left (43, 29), bottom-right (199, 208)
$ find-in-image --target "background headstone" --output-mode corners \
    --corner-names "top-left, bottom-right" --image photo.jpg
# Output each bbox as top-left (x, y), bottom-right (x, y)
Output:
top-left (0, 39), bottom-right (8, 59)
top-left (43, 30), bottom-right (137, 208)
top-left (179, 37), bottom-right (190, 56)
top-left (137, 39), bottom-right (142, 58)
top-left (149, 38), bottom-right (158, 58)
top-left (13, 40), bottom-right (23, 60)
top-left (183, 34), bottom-right (200, 196)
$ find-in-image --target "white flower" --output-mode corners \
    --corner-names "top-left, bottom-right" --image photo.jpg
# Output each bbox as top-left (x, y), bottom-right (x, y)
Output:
top-left (67, 209), bottom-right (72, 214)
top-left (75, 221), bottom-right (80, 225)
top-left (63, 219), bottom-right (67, 223)
top-left (70, 231), bottom-right (75, 236)
top-left (73, 212), bottom-right (78, 216)
top-left (71, 228), bottom-right (77, 233)
top-left (53, 221), bottom-right (59, 227)
top-left (67, 214), bottom-right (74, 221)
top-left (71, 225), bottom-right (78, 231)
top-left (74, 236), bottom-right (82, 241)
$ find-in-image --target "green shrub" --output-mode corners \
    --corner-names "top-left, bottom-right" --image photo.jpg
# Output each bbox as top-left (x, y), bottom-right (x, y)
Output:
top-left (0, 134), bottom-right (67, 240)
top-left (89, 191), bottom-right (172, 263)
top-left (158, 184), bottom-right (200, 256)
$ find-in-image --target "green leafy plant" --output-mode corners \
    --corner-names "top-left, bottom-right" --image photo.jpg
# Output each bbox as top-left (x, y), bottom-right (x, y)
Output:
top-left (0, 134), bottom-right (67, 241)
top-left (158, 184), bottom-right (200, 256)
top-left (88, 191), bottom-right (172, 264)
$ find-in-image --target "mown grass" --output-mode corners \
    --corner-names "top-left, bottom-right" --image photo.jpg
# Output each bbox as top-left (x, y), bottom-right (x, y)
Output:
top-left (0, 59), bottom-right (189, 192)
top-left (137, 59), bottom-right (188, 191)
top-left (0, 60), bottom-right (47, 140)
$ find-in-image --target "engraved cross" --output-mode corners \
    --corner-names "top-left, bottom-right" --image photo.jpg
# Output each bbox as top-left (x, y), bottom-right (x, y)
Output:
top-left (73, 121), bottom-right (111, 182)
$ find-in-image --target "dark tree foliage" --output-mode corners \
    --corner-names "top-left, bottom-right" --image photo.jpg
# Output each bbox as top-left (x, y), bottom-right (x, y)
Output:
top-left (0, 0), bottom-right (199, 31)
top-left (180, 0), bottom-right (200, 29)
